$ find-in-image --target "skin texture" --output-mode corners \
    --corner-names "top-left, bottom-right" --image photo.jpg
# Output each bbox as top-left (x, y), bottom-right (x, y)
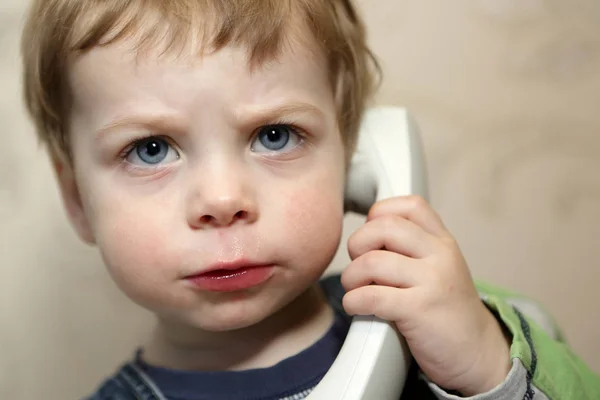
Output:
top-left (60, 36), bottom-right (345, 370)
top-left (56, 27), bottom-right (510, 395)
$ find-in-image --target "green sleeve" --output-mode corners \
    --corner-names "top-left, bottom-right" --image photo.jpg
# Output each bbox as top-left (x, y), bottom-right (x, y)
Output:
top-left (475, 281), bottom-right (600, 399)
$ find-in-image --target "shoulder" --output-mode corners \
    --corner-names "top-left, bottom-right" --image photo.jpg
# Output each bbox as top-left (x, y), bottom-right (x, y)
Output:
top-left (83, 365), bottom-right (138, 400)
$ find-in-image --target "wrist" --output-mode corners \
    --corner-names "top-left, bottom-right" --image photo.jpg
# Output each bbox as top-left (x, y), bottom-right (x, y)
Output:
top-left (459, 308), bottom-right (512, 396)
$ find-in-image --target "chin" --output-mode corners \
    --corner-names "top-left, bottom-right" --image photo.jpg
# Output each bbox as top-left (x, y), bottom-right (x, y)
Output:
top-left (201, 317), bottom-right (264, 332)
top-left (181, 294), bottom-right (284, 332)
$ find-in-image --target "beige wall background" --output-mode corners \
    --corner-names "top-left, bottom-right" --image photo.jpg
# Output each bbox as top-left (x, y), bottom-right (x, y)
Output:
top-left (1, 1), bottom-right (599, 399)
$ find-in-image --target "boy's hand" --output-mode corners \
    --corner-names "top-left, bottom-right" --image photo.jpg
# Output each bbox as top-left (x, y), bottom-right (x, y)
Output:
top-left (341, 196), bottom-right (511, 396)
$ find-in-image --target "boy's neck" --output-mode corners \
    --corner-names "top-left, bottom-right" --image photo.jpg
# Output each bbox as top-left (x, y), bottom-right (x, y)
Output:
top-left (142, 283), bottom-right (335, 371)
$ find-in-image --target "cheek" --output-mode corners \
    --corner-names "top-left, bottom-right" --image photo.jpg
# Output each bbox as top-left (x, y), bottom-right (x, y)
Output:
top-left (83, 189), bottom-right (182, 299)
top-left (100, 211), bottom-right (172, 269)
top-left (280, 148), bottom-right (346, 271)
top-left (284, 185), bottom-right (344, 266)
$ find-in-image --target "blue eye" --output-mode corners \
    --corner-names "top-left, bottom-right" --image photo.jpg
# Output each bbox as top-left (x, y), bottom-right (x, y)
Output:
top-left (252, 125), bottom-right (301, 153)
top-left (126, 137), bottom-right (179, 166)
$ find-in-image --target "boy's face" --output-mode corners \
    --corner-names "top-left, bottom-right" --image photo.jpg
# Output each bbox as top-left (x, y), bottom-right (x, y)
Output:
top-left (62, 35), bottom-right (346, 331)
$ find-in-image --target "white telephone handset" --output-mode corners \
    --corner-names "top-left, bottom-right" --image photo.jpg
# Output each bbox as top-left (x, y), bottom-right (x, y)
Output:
top-left (306, 107), bottom-right (429, 399)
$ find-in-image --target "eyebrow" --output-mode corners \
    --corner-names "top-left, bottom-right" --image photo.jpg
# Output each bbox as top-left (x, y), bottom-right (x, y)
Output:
top-left (95, 102), bottom-right (325, 140)
top-left (234, 102), bottom-right (326, 127)
top-left (95, 114), bottom-right (187, 140)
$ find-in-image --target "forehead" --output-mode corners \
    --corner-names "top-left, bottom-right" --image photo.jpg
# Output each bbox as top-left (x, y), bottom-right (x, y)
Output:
top-left (68, 33), bottom-right (334, 120)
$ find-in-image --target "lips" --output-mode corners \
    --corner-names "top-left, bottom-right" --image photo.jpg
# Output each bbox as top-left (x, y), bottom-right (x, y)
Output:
top-left (184, 260), bottom-right (275, 292)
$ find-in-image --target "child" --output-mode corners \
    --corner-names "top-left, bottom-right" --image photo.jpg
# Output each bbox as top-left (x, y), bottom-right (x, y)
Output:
top-left (21, 0), bottom-right (600, 399)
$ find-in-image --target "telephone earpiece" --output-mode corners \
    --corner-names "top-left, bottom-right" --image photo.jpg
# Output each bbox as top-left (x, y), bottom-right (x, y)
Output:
top-left (307, 107), bottom-right (428, 399)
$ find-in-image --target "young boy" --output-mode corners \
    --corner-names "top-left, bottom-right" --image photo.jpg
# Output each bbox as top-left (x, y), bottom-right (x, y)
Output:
top-left (21, 0), bottom-right (600, 399)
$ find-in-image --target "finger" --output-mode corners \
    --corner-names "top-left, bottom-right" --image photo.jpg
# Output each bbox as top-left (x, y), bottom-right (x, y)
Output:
top-left (368, 195), bottom-right (449, 238)
top-left (347, 215), bottom-right (437, 260)
top-left (342, 285), bottom-right (411, 322)
top-left (341, 250), bottom-right (425, 291)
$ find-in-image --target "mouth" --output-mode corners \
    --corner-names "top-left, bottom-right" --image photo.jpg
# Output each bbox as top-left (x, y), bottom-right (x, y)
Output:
top-left (184, 261), bottom-right (275, 292)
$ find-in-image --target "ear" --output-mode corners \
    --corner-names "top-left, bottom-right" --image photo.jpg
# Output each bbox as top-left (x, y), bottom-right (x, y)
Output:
top-left (54, 159), bottom-right (96, 245)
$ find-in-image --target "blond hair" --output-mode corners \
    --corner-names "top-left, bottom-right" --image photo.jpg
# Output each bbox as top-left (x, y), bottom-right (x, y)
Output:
top-left (21, 0), bottom-right (380, 165)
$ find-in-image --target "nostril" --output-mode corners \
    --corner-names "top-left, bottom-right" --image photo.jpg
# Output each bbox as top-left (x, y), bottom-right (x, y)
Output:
top-left (234, 210), bottom-right (248, 220)
top-left (199, 215), bottom-right (214, 225)
top-left (196, 211), bottom-right (247, 227)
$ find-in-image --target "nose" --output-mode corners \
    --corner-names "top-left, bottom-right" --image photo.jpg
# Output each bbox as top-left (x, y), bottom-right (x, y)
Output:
top-left (186, 165), bottom-right (258, 229)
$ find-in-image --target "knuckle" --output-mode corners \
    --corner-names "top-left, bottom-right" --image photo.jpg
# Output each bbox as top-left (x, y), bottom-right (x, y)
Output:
top-left (380, 214), bottom-right (403, 232)
top-left (362, 249), bottom-right (384, 269)
top-left (441, 234), bottom-right (458, 247)
top-left (346, 230), bottom-right (364, 258)
top-left (367, 201), bottom-right (384, 219)
top-left (439, 235), bottom-right (460, 253)
top-left (378, 218), bottom-right (397, 241)
top-left (407, 195), bottom-right (428, 210)
top-left (361, 252), bottom-right (387, 278)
